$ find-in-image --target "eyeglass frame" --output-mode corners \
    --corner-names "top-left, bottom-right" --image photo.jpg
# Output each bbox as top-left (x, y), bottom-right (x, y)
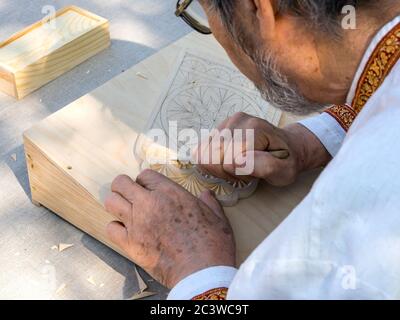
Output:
top-left (175, 0), bottom-right (212, 35)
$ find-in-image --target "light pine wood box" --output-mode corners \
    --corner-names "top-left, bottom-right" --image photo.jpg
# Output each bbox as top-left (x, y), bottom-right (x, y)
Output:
top-left (23, 32), bottom-right (320, 264)
top-left (0, 6), bottom-right (110, 99)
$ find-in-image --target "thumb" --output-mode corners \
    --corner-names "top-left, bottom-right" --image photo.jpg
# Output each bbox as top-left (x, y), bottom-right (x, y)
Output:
top-left (234, 150), bottom-right (284, 179)
top-left (106, 221), bottom-right (129, 250)
top-left (199, 190), bottom-right (226, 221)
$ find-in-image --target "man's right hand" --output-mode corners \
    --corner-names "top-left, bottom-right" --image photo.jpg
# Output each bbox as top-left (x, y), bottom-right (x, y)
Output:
top-left (196, 112), bottom-right (331, 187)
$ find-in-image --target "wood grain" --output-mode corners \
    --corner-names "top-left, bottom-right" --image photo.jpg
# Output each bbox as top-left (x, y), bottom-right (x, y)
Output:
top-left (24, 32), bottom-right (321, 266)
top-left (0, 6), bottom-right (110, 99)
top-left (24, 136), bottom-right (128, 260)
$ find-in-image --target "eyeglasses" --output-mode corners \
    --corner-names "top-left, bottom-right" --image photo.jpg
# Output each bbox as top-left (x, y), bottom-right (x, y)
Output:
top-left (175, 0), bottom-right (212, 35)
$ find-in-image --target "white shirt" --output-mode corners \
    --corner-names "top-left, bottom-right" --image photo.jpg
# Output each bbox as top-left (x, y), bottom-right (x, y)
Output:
top-left (168, 16), bottom-right (400, 300)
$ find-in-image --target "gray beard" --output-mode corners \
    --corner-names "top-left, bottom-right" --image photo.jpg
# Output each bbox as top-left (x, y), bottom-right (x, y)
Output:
top-left (253, 50), bottom-right (327, 116)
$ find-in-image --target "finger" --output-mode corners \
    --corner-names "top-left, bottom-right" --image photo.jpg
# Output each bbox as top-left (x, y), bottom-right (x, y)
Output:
top-left (104, 192), bottom-right (132, 223)
top-left (202, 128), bottom-right (227, 165)
top-left (269, 150), bottom-right (290, 159)
top-left (237, 150), bottom-right (286, 180)
top-left (195, 114), bottom-right (233, 166)
top-left (222, 161), bottom-right (253, 183)
top-left (198, 162), bottom-right (241, 183)
top-left (111, 174), bottom-right (148, 203)
top-left (201, 116), bottom-right (238, 166)
top-left (195, 113), bottom-right (251, 182)
top-left (222, 138), bottom-right (245, 175)
top-left (221, 112), bottom-right (249, 131)
top-left (199, 190), bottom-right (227, 222)
top-left (197, 130), bottom-right (240, 182)
top-left (136, 169), bottom-right (179, 191)
top-left (106, 221), bottom-right (128, 250)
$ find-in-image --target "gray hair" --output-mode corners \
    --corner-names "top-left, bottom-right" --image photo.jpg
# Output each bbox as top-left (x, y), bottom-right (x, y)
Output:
top-left (209, 0), bottom-right (374, 35)
top-left (249, 48), bottom-right (325, 115)
top-left (206, 0), bottom-right (376, 114)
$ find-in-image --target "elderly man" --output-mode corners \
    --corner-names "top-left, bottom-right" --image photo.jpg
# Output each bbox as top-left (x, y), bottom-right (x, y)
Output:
top-left (104, 0), bottom-right (400, 299)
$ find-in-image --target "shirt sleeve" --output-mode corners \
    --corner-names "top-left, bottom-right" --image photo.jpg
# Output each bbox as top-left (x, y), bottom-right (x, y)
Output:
top-left (167, 266), bottom-right (238, 300)
top-left (298, 112), bottom-right (346, 157)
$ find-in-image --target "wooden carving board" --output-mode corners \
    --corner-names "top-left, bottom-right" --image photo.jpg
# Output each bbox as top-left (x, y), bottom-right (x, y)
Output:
top-left (0, 6), bottom-right (110, 99)
top-left (134, 49), bottom-right (283, 206)
top-left (23, 32), bottom-right (321, 265)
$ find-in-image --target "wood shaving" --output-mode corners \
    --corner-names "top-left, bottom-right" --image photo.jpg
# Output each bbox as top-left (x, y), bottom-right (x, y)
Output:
top-left (11, 153), bottom-right (17, 161)
top-left (99, 283), bottom-right (104, 288)
top-left (51, 245), bottom-right (58, 250)
top-left (56, 283), bottom-right (67, 294)
top-left (87, 275), bottom-right (96, 286)
top-left (136, 72), bottom-right (148, 80)
top-left (128, 291), bottom-right (157, 300)
top-left (134, 265), bottom-right (148, 292)
top-left (126, 265), bottom-right (157, 300)
top-left (58, 243), bottom-right (74, 252)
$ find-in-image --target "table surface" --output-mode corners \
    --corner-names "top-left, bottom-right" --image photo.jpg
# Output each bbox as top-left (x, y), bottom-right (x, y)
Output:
top-left (0, 0), bottom-right (316, 300)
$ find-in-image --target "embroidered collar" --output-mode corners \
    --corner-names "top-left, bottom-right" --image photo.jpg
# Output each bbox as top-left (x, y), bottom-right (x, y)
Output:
top-left (326, 17), bottom-right (400, 132)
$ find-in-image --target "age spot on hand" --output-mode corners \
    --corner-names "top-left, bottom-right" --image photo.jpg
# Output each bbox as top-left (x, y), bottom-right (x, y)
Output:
top-left (174, 218), bottom-right (182, 224)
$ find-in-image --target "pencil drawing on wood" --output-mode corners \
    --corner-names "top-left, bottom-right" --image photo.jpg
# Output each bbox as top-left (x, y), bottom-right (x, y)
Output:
top-left (134, 50), bottom-right (282, 206)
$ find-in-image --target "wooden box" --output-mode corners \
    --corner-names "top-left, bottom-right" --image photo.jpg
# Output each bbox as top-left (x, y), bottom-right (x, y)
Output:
top-left (23, 32), bottom-right (320, 264)
top-left (0, 6), bottom-right (110, 99)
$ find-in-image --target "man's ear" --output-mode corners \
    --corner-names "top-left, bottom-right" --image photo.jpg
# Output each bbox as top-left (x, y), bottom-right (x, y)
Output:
top-left (253, 0), bottom-right (276, 40)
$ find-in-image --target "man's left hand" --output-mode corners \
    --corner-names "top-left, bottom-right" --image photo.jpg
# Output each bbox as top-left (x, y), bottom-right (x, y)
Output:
top-left (104, 169), bottom-right (236, 289)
